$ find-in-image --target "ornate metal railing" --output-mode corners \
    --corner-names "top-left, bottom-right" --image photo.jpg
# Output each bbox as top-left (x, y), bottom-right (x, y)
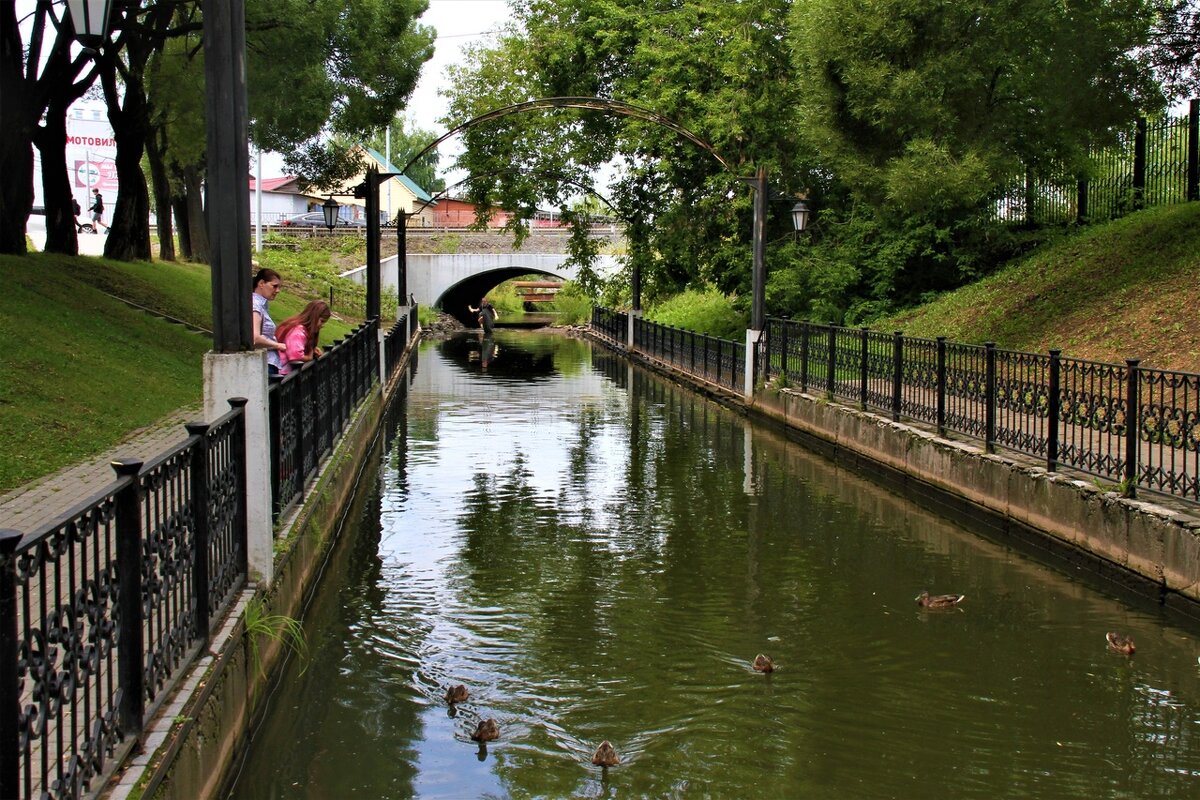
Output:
top-left (269, 319), bottom-right (379, 519)
top-left (760, 318), bottom-right (1200, 503)
top-left (384, 305), bottom-right (420, 378)
top-left (632, 316), bottom-right (745, 394)
top-left (0, 400), bottom-right (247, 800)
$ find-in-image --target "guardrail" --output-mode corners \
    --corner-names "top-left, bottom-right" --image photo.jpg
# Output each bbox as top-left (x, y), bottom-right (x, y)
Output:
top-left (0, 401), bottom-right (247, 800)
top-left (590, 308), bottom-right (745, 395)
top-left (0, 308), bottom-right (423, 800)
top-left (760, 318), bottom-right (1199, 502)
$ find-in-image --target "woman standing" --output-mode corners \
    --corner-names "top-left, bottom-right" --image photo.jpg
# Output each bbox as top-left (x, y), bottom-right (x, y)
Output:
top-left (252, 268), bottom-right (288, 374)
top-left (276, 300), bottom-right (332, 375)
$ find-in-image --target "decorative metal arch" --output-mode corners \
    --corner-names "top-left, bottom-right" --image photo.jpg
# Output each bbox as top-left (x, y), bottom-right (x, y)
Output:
top-left (412, 168), bottom-right (621, 220)
top-left (400, 96), bottom-right (734, 176)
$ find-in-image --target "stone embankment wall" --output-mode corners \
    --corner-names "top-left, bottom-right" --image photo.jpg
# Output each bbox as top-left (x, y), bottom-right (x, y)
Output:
top-left (753, 388), bottom-right (1200, 614)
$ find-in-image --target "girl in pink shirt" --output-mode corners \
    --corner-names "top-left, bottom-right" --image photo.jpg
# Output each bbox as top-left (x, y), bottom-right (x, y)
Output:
top-left (275, 300), bottom-right (331, 376)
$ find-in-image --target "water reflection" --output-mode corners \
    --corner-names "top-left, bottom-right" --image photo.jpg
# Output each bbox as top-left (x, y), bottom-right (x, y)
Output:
top-left (229, 332), bottom-right (1200, 800)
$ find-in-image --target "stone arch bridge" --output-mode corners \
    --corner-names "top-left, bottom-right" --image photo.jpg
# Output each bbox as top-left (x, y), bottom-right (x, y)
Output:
top-left (342, 232), bottom-right (621, 326)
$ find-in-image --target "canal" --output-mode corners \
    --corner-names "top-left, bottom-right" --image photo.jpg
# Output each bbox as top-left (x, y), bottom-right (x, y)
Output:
top-left (228, 330), bottom-right (1200, 799)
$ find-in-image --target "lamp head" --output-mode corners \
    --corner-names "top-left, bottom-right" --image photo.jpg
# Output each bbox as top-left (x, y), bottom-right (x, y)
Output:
top-left (322, 195), bottom-right (340, 231)
top-left (65, 0), bottom-right (114, 49)
top-left (790, 200), bottom-right (810, 233)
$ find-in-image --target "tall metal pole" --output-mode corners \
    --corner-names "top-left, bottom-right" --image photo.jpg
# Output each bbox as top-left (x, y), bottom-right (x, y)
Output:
top-left (397, 209), bottom-right (408, 307)
top-left (750, 165), bottom-right (767, 332)
top-left (204, 0), bottom-right (252, 352)
top-left (365, 167), bottom-right (381, 320)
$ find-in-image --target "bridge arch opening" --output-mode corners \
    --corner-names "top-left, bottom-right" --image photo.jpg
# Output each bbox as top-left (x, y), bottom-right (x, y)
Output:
top-left (439, 266), bottom-right (572, 327)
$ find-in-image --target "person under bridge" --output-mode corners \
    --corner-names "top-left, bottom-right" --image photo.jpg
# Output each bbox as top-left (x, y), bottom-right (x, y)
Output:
top-left (468, 297), bottom-right (498, 335)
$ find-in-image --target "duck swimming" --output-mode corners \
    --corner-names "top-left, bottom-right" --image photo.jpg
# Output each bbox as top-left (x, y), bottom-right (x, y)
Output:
top-left (752, 654), bottom-right (775, 673)
top-left (472, 718), bottom-right (500, 741)
top-left (916, 591), bottom-right (965, 608)
top-left (592, 741), bottom-right (620, 767)
top-left (1106, 632), bottom-right (1136, 655)
top-left (445, 684), bottom-right (469, 704)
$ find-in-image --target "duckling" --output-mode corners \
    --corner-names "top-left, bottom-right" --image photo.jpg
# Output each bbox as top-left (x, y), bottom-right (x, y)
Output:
top-left (752, 654), bottom-right (775, 673)
top-left (916, 590), bottom-right (965, 609)
top-left (471, 718), bottom-right (500, 742)
top-left (1106, 632), bottom-right (1136, 655)
top-left (445, 684), bottom-right (469, 704)
top-left (591, 740), bottom-right (620, 767)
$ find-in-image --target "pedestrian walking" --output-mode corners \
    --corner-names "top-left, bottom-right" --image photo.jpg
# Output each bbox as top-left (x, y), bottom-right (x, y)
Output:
top-left (89, 188), bottom-right (108, 233)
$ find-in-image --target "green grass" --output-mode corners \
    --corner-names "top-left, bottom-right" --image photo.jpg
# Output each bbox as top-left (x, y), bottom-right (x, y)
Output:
top-left (876, 203), bottom-right (1200, 372)
top-left (0, 251), bottom-right (359, 493)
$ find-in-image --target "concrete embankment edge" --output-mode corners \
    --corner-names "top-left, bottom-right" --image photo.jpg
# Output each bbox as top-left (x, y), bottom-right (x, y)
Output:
top-left (106, 351), bottom-right (414, 800)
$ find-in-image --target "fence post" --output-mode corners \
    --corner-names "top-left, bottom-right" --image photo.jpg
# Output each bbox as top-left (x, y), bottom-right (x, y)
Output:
top-left (936, 337), bottom-right (947, 436)
top-left (800, 321), bottom-right (810, 392)
top-left (859, 327), bottom-right (869, 409)
top-left (1076, 179), bottom-right (1089, 224)
top-left (892, 331), bottom-right (903, 422)
top-left (1133, 117), bottom-right (1147, 210)
top-left (985, 342), bottom-right (997, 453)
top-left (1188, 98), bottom-right (1199, 202)
top-left (779, 321), bottom-right (789, 382)
top-left (0, 529), bottom-right (22, 800)
top-left (112, 458), bottom-right (146, 737)
top-left (827, 324), bottom-right (837, 397)
top-left (1125, 359), bottom-right (1140, 497)
top-left (1047, 350), bottom-right (1061, 472)
top-left (268, 374), bottom-right (282, 518)
top-left (228, 397), bottom-right (250, 575)
top-left (185, 420), bottom-right (212, 642)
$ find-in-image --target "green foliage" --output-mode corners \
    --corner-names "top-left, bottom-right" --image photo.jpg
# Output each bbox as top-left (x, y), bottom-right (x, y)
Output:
top-left (645, 288), bottom-right (747, 340)
top-left (547, 282), bottom-right (593, 326)
top-left (485, 280), bottom-right (526, 316)
top-left (243, 596), bottom-right (307, 678)
top-left (363, 119), bottom-right (445, 194)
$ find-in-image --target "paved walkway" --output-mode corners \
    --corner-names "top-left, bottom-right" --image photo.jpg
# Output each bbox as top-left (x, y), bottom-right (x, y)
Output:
top-left (0, 404), bottom-right (201, 535)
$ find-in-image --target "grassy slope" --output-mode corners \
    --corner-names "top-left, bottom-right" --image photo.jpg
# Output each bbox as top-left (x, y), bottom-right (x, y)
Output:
top-left (878, 203), bottom-right (1200, 373)
top-left (0, 252), bottom-right (358, 493)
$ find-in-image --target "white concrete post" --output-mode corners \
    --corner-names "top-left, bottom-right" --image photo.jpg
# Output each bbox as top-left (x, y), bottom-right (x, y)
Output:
top-left (203, 350), bottom-right (273, 586)
top-left (377, 328), bottom-right (387, 388)
top-left (627, 309), bottom-right (639, 352)
top-left (744, 329), bottom-right (761, 400)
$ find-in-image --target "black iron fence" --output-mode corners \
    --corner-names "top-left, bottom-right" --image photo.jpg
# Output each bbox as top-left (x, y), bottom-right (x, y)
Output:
top-left (269, 318), bottom-right (378, 519)
top-left (0, 400), bottom-right (247, 800)
top-left (994, 99), bottom-right (1200, 225)
top-left (760, 318), bottom-right (1200, 502)
top-left (0, 310), bottom-right (422, 800)
top-left (591, 308), bottom-right (745, 394)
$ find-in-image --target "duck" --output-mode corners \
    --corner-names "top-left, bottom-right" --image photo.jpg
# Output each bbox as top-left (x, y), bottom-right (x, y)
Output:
top-left (471, 718), bottom-right (500, 741)
top-left (591, 740), bottom-right (620, 767)
top-left (445, 684), bottom-right (469, 704)
top-left (752, 654), bottom-right (775, 673)
top-left (916, 590), bottom-right (965, 608)
top-left (1106, 632), bottom-right (1136, 655)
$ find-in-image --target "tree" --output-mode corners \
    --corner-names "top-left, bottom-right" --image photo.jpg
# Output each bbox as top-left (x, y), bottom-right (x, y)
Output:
top-left (445, 0), bottom-right (810, 302)
top-left (363, 119), bottom-right (444, 194)
top-left (0, 2), bottom-right (98, 254)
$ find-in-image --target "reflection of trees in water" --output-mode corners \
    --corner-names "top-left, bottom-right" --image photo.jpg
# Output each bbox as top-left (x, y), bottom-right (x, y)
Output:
top-left (437, 333), bottom-right (557, 379)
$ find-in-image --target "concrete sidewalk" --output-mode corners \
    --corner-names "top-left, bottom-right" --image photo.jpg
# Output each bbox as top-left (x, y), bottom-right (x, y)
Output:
top-left (24, 216), bottom-right (109, 256)
top-left (0, 404), bottom-right (202, 535)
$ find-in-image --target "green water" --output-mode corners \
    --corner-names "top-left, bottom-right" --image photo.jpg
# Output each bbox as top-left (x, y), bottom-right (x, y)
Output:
top-left (228, 331), bottom-right (1200, 799)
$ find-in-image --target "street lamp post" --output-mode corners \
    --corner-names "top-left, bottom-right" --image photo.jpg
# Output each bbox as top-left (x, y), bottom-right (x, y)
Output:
top-left (744, 171), bottom-right (810, 398)
top-left (65, 0), bottom-right (114, 50)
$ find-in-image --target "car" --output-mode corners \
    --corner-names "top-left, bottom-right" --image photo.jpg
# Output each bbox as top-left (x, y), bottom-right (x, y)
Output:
top-left (278, 211), bottom-right (368, 228)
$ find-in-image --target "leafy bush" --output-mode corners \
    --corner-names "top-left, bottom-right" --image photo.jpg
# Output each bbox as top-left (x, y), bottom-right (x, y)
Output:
top-left (645, 288), bottom-right (747, 340)
top-left (548, 281), bottom-right (592, 325)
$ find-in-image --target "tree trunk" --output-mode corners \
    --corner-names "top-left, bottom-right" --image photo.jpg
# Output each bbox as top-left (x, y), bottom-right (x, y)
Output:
top-left (101, 44), bottom-right (152, 261)
top-left (145, 124), bottom-right (175, 261)
top-left (172, 194), bottom-right (192, 260)
top-left (183, 166), bottom-right (210, 262)
top-left (34, 100), bottom-right (81, 255)
top-left (0, 7), bottom-right (33, 255)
